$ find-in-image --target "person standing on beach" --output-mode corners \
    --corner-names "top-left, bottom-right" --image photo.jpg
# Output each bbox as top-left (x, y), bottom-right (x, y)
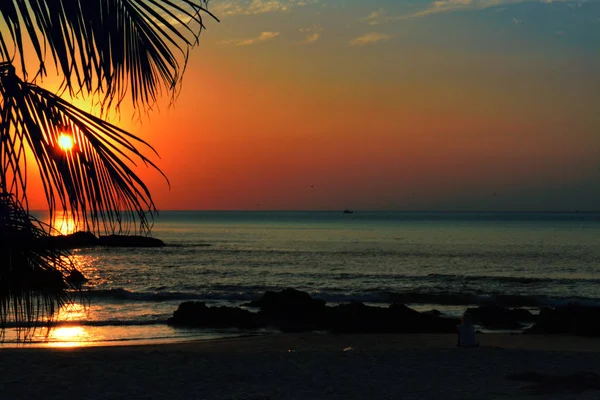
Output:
top-left (457, 312), bottom-right (479, 348)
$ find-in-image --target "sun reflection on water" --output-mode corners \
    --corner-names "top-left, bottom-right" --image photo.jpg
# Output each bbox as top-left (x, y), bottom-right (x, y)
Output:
top-left (26, 303), bottom-right (95, 347)
top-left (58, 302), bottom-right (89, 322)
top-left (47, 326), bottom-right (88, 348)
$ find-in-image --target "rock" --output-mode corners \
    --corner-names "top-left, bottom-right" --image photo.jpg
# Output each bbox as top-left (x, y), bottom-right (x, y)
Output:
top-left (98, 235), bottom-right (165, 247)
top-left (245, 288), bottom-right (326, 314)
top-left (525, 307), bottom-right (569, 334)
top-left (325, 302), bottom-right (458, 334)
top-left (43, 231), bottom-right (99, 249)
top-left (392, 303), bottom-right (459, 333)
top-left (524, 306), bottom-right (600, 336)
top-left (466, 304), bottom-right (534, 330)
top-left (325, 302), bottom-right (385, 333)
top-left (40, 231), bottom-right (165, 249)
top-left (245, 289), bottom-right (327, 332)
top-left (421, 309), bottom-right (442, 317)
top-left (173, 290), bottom-right (460, 334)
top-left (167, 301), bottom-right (265, 329)
top-left (66, 269), bottom-right (88, 284)
top-left (388, 292), bottom-right (478, 306)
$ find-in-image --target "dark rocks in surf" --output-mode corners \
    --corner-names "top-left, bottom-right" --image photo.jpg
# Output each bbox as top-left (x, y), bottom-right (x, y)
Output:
top-left (245, 288), bottom-right (326, 313)
top-left (244, 288), bottom-right (327, 332)
top-left (167, 301), bottom-right (265, 329)
top-left (170, 289), bottom-right (460, 333)
top-left (466, 304), bottom-right (535, 330)
top-left (41, 231), bottom-right (165, 249)
top-left (325, 302), bottom-right (458, 334)
top-left (167, 290), bottom-right (600, 335)
top-left (421, 309), bottom-right (442, 317)
top-left (524, 306), bottom-right (600, 336)
top-left (387, 292), bottom-right (542, 308)
top-left (388, 292), bottom-right (478, 306)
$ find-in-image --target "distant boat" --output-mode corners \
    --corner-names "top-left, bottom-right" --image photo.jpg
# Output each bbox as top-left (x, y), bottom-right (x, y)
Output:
top-left (343, 209), bottom-right (354, 214)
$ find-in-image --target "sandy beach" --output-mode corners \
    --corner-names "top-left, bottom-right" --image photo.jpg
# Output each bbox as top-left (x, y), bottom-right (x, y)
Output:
top-left (2, 333), bottom-right (600, 400)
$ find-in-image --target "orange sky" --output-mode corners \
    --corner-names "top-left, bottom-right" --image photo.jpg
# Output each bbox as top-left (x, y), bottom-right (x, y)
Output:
top-left (16, 0), bottom-right (600, 211)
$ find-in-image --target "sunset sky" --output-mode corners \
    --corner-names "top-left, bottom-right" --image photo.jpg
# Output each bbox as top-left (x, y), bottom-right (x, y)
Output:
top-left (26, 0), bottom-right (600, 211)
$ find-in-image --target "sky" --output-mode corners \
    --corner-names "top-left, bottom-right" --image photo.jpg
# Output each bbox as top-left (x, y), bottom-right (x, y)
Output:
top-left (19, 0), bottom-right (600, 211)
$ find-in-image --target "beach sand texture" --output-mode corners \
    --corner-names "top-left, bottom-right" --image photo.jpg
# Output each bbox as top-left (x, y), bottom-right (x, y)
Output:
top-left (2, 333), bottom-right (600, 400)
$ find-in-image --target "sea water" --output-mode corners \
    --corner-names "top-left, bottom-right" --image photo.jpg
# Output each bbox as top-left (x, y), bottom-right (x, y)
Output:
top-left (2, 211), bottom-right (599, 346)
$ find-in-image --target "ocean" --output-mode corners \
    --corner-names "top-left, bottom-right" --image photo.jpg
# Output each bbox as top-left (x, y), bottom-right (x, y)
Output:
top-left (3, 211), bottom-right (600, 346)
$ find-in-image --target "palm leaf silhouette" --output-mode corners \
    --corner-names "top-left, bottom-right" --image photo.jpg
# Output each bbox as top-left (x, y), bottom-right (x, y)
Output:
top-left (0, 0), bottom-right (216, 109)
top-left (1, 0), bottom-right (216, 230)
top-left (0, 192), bottom-right (79, 339)
top-left (1, 63), bottom-right (166, 232)
top-left (0, 1), bottom-right (215, 337)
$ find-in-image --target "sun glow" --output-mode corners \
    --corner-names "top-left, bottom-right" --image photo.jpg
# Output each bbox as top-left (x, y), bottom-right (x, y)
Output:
top-left (57, 133), bottom-right (75, 151)
top-left (52, 213), bottom-right (78, 235)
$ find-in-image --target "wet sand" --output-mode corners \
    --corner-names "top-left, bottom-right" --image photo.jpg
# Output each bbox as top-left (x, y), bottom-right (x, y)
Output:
top-left (2, 333), bottom-right (600, 399)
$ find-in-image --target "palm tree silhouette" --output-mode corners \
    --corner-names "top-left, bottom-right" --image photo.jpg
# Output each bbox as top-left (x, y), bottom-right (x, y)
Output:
top-left (0, 1), bottom-right (216, 337)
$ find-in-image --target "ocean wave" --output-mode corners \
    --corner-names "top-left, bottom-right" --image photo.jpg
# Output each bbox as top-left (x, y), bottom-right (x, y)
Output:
top-left (5, 290), bottom-right (600, 329)
top-left (82, 287), bottom-right (600, 309)
top-left (182, 247), bottom-right (580, 260)
top-left (74, 319), bottom-right (165, 327)
top-left (264, 271), bottom-right (600, 286)
top-left (85, 287), bottom-right (265, 302)
top-left (0, 319), bottom-right (166, 329)
top-left (305, 291), bottom-right (600, 308)
top-left (382, 292), bottom-right (600, 308)
top-left (423, 273), bottom-right (600, 285)
top-left (86, 288), bottom-right (207, 302)
top-left (164, 243), bottom-right (212, 248)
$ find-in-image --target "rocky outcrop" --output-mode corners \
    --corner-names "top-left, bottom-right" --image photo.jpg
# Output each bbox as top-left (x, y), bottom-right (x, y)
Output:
top-left (244, 288), bottom-right (327, 332)
top-left (168, 302), bottom-right (265, 329)
top-left (466, 304), bottom-right (535, 330)
top-left (524, 306), bottom-right (600, 336)
top-left (245, 288), bottom-right (326, 314)
top-left (170, 289), bottom-right (460, 333)
top-left (325, 302), bottom-right (458, 334)
top-left (41, 231), bottom-right (165, 249)
top-left (44, 231), bottom-right (99, 248)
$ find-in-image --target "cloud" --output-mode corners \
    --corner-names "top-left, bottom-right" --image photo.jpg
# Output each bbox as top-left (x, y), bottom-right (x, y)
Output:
top-left (220, 31), bottom-right (281, 46)
top-left (420, 0), bottom-right (581, 17)
top-left (359, 0), bottom-right (579, 22)
top-left (359, 8), bottom-right (390, 25)
top-left (215, 0), bottom-right (318, 16)
top-left (411, 0), bottom-right (515, 17)
top-left (302, 33), bottom-right (321, 43)
top-left (349, 32), bottom-right (393, 46)
top-left (299, 26), bottom-right (323, 44)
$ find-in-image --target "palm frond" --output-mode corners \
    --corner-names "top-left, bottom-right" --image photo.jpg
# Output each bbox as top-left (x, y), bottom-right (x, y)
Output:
top-left (0, 192), bottom-right (80, 338)
top-left (0, 0), bottom-right (217, 109)
top-left (1, 63), bottom-right (165, 233)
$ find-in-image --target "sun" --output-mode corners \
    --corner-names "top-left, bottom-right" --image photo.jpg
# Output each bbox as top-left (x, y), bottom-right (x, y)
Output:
top-left (57, 133), bottom-right (75, 151)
